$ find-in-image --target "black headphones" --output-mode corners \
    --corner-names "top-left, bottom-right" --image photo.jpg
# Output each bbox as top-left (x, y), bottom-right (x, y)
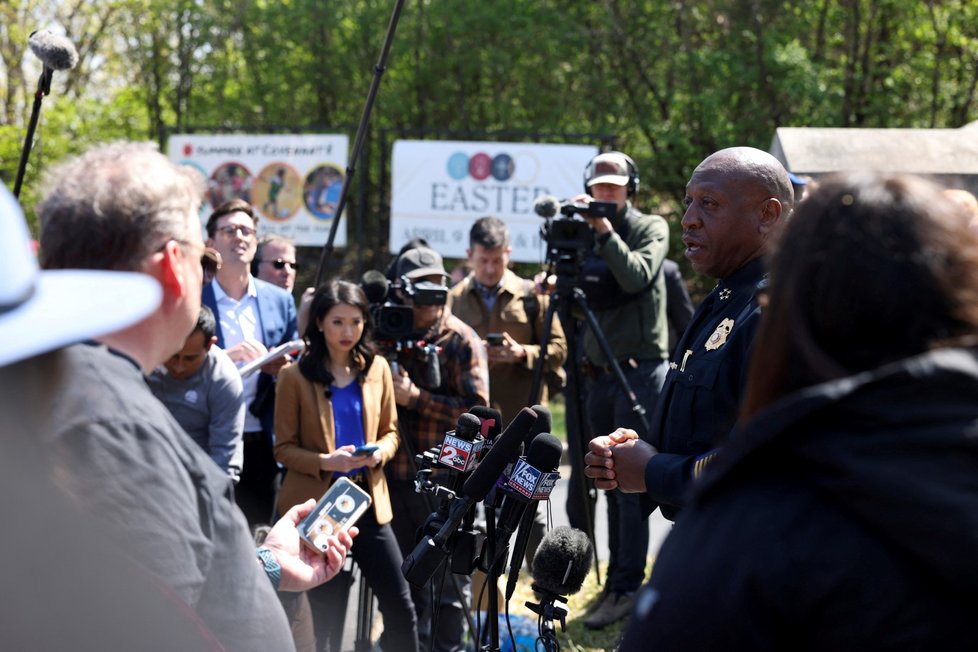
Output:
top-left (583, 151), bottom-right (640, 198)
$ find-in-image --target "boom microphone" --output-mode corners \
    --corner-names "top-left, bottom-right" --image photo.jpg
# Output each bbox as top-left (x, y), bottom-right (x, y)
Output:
top-left (14, 30), bottom-right (79, 199)
top-left (28, 30), bottom-right (79, 71)
top-left (531, 526), bottom-right (593, 597)
top-left (533, 194), bottom-right (560, 219)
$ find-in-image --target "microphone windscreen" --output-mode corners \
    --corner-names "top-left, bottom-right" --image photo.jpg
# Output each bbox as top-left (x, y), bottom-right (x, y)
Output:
top-left (531, 526), bottom-right (592, 596)
top-left (469, 406), bottom-right (502, 440)
top-left (28, 29), bottom-right (78, 71)
top-left (525, 432), bottom-right (562, 473)
top-left (461, 407), bottom-right (536, 501)
top-left (454, 412), bottom-right (482, 443)
top-left (360, 270), bottom-right (390, 304)
top-left (533, 194), bottom-right (560, 219)
top-left (526, 404), bottom-right (553, 447)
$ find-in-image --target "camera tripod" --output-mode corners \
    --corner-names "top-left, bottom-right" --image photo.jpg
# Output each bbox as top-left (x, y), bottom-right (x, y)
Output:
top-left (526, 258), bottom-right (651, 582)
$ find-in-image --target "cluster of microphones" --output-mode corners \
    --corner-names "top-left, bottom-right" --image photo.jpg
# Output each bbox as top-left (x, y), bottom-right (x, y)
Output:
top-left (401, 405), bottom-right (593, 613)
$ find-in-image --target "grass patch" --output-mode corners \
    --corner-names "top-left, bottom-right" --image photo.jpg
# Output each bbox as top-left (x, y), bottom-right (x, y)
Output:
top-left (548, 394), bottom-right (567, 443)
top-left (504, 558), bottom-right (652, 652)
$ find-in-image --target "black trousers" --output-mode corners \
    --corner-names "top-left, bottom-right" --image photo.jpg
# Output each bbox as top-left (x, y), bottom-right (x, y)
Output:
top-left (235, 432), bottom-right (280, 528)
top-left (308, 507), bottom-right (419, 652)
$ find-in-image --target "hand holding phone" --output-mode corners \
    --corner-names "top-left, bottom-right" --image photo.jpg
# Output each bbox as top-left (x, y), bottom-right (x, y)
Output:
top-left (486, 333), bottom-right (504, 346)
top-left (352, 443), bottom-right (379, 457)
top-left (299, 477), bottom-right (372, 553)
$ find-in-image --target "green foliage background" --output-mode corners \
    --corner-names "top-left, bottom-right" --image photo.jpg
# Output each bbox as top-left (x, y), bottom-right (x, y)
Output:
top-left (2, 0), bottom-right (977, 292)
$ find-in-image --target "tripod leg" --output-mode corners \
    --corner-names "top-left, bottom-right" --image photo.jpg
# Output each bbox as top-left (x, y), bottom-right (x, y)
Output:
top-left (557, 299), bottom-right (602, 586)
top-left (572, 289), bottom-right (650, 432)
top-left (527, 297), bottom-right (559, 407)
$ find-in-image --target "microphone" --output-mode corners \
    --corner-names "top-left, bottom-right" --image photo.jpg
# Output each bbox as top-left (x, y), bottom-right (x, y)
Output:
top-left (437, 412), bottom-right (484, 474)
top-left (533, 194), bottom-right (560, 219)
top-left (28, 30), bottom-right (79, 71)
top-left (505, 406), bottom-right (553, 585)
top-left (469, 405), bottom-right (502, 442)
top-left (424, 344), bottom-right (441, 388)
top-left (15, 30), bottom-right (79, 199)
top-left (531, 526), bottom-right (593, 597)
top-left (524, 404), bottom-right (552, 449)
top-left (495, 433), bottom-right (562, 547)
top-left (401, 407), bottom-right (538, 588)
top-left (360, 270), bottom-right (390, 304)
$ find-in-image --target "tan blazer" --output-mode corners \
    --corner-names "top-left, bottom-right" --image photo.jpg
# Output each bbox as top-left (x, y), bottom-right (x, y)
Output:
top-left (274, 355), bottom-right (399, 524)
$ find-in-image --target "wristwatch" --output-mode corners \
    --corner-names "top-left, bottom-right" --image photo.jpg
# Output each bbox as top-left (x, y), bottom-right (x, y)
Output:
top-left (256, 546), bottom-right (281, 590)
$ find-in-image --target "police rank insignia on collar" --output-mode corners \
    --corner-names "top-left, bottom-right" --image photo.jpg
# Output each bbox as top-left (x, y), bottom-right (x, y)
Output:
top-left (705, 318), bottom-right (734, 351)
top-left (719, 288), bottom-right (732, 300)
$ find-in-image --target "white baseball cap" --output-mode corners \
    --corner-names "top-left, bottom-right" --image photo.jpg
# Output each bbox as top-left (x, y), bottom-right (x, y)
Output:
top-left (585, 152), bottom-right (631, 188)
top-left (0, 184), bottom-right (161, 368)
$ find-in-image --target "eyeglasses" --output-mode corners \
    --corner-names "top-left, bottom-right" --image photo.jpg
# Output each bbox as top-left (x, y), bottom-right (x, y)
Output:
top-left (260, 259), bottom-right (299, 271)
top-left (216, 224), bottom-right (257, 238)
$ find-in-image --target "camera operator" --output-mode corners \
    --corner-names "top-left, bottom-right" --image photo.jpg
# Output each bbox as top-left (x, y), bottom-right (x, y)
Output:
top-left (383, 244), bottom-right (490, 652)
top-left (571, 151), bottom-right (671, 630)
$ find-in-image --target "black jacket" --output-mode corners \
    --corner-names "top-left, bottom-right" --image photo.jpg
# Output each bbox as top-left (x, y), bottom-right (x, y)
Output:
top-left (623, 347), bottom-right (978, 650)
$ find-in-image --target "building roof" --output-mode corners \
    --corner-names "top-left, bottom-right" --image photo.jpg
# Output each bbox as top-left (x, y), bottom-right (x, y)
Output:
top-left (770, 124), bottom-right (978, 175)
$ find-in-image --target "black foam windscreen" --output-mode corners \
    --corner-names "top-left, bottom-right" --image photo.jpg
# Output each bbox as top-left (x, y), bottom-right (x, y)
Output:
top-left (533, 195), bottom-right (560, 219)
top-left (460, 407), bottom-right (536, 501)
top-left (454, 412), bottom-right (482, 443)
top-left (525, 432), bottom-right (562, 473)
top-left (526, 405), bottom-right (553, 448)
top-left (469, 405), bottom-right (502, 441)
top-left (531, 526), bottom-right (593, 596)
top-left (28, 29), bottom-right (78, 71)
top-left (360, 270), bottom-right (390, 304)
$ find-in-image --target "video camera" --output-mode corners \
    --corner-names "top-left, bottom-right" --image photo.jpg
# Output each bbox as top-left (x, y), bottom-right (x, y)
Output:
top-left (359, 270), bottom-right (448, 341)
top-left (533, 195), bottom-right (616, 256)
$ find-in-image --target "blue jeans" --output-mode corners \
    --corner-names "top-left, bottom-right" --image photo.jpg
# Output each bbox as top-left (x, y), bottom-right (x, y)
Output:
top-left (584, 358), bottom-right (667, 594)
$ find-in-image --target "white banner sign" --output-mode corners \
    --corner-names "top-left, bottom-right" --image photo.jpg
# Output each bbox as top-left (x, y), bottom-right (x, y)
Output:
top-left (390, 140), bottom-right (598, 263)
top-left (167, 133), bottom-right (349, 247)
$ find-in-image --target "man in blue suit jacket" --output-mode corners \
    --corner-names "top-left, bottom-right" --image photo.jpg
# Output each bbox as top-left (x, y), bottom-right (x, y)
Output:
top-left (203, 199), bottom-right (298, 530)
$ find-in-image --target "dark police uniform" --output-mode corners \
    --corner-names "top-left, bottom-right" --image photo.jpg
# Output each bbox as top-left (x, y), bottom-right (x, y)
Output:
top-left (642, 256), bottom-right (766, 521)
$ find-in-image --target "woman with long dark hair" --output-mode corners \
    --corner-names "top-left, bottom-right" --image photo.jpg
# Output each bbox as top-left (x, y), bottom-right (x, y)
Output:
top-left (622, 172), bottom-right (978, 649)
top-left (275, 280), bottom-right (418, 652)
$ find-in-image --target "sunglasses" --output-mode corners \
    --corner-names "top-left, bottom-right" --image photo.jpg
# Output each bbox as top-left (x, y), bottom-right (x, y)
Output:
top-left (261, 258), bottom-right (299, 271)
top-left (216, 224), bottom-right (257, 238)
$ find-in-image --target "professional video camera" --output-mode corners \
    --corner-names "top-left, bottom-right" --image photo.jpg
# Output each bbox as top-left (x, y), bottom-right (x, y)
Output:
top-left (359, 270), bottom-right (448, 341)
top-left (533, 195), bottom-right (616, 259)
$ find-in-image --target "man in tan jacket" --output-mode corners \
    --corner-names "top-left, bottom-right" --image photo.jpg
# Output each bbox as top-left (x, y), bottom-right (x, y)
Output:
top-left (450, 216), bottom-right (568, 424)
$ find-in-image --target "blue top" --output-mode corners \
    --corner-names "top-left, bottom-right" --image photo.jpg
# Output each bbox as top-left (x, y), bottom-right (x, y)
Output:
top-left (331, 381), bottom-right (366, 476)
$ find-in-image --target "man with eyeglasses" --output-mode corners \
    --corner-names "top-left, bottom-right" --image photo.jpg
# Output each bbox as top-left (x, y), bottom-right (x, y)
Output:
top-left (254, 234), bottom-right (299, 292)
top-left (203, 199), bottom-right (299, 530)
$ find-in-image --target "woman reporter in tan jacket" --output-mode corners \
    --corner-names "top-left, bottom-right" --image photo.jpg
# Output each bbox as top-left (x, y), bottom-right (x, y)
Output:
top-left (275, 280), bottom-right (417, 652)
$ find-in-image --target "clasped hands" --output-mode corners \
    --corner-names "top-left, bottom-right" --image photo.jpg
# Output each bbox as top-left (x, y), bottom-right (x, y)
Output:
top-left (583, 427), bottom-right (657, 493)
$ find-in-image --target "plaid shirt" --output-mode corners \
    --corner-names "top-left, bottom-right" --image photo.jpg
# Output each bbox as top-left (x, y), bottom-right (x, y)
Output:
top-left (386, 312), bottom-right (490, 481)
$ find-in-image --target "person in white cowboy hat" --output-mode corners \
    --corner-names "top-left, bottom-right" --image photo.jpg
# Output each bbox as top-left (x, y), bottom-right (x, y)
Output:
top-left (0, 142), bottom-right (354, 652)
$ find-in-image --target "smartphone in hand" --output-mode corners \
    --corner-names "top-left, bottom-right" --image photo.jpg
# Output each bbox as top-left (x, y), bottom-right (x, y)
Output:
top-left (298, 477), bottom-right (372, 553)
top-left (486, 333), bottom-right (504, 346)
top-left (352, 443), bottom-right (379, 457)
